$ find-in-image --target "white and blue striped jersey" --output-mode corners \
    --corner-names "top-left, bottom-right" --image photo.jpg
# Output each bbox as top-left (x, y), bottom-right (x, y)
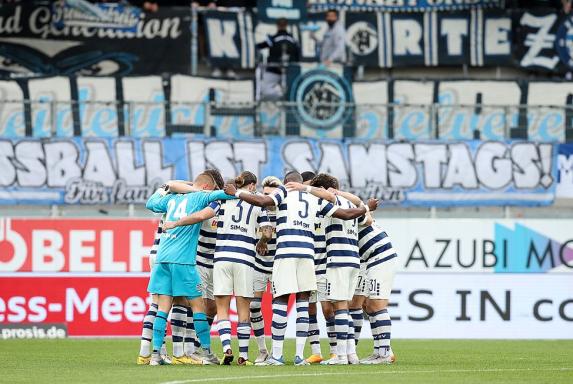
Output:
top-left (255, 210), bottom-right (277, 274)
top-left (196, 201), bottom-right (220, 270)
top-left (214, 196), bottom-right (270, 268)
top-left (358, 219), bottom-right (398, 269)
top-left (148, 215), bottom-right (164, 267)
top-left (270, 185), bottom-right (338, 261)
top-left (325, 195), bottom-right (360, 269)
top-left (314, 214), bottom-right (328, 276)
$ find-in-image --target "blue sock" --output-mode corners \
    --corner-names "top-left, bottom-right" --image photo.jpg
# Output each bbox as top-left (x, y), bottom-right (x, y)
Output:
top-left (193, 312), bottom-right (211, 351)
top-left (152, 310), bottom-right (168, 352)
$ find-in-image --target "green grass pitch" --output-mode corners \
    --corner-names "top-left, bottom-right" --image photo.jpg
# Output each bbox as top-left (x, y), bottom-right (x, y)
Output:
top-left (1, 338), bottom-right (572, 384)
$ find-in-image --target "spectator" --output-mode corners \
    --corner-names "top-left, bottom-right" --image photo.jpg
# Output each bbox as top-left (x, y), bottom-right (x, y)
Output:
top-left (317, 9), bottom-right (346, 66)
top-left (257, 18), bottom-right (300, 100)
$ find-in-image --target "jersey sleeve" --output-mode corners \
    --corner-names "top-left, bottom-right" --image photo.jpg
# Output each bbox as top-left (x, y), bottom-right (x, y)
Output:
top-left (145, 188), bottom-right (172, 213)
top-left (358, 215), bottom-right (369, 226)
top-left (208, 201), bottom-right (221, 215)
top-left (257, 208), bottom-right (271, 227)
top-left (206, 190), bottom-right (236, 203)
top-left (270, 185), bottom-right (287, 206)
top-left (318, 197), bottom-right (339, 218)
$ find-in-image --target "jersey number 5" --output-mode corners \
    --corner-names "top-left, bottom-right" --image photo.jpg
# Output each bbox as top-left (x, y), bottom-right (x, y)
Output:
top-left (298, 192), bottom-right (309, 218)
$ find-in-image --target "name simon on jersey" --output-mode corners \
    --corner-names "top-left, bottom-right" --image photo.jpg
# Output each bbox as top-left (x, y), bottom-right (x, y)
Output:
top-left (230, 224), bottom-right (248, 233)
top-left (292, 220), bottom-right (310, 229)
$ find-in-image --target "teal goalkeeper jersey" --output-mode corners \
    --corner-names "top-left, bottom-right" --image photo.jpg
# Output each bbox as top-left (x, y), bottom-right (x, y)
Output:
top-left (146, 189), bottom-right (235, 264)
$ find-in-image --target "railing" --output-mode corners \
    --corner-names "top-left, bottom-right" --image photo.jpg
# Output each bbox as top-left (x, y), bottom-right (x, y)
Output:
top-left (0, 99), bottom-right (571, 141)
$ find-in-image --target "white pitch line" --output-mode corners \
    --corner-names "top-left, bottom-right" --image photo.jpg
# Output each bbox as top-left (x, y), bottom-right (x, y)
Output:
top-left (159, 367), bottom-right (573, 384)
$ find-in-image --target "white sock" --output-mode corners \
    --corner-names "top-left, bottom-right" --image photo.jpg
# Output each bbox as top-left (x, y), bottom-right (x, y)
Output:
top-left (250, 298), bottom-right (267, 352)
top-left (237, 322), bottom-right (251, 360)
top-left (170, 305), bottom-right (187, 357)
top-left (271, 301), bottom-right (288, 360)
top-left (217, 319), bottom-right (232, 353)
top-left (349, 308), bottom-right (363, 344)
top-left (139, 303), bottom-right (157, 356)
top-left (334, 309), bottom-right (349, 359)
top-left (184, 307), bottom-right (197, 355)
top-left (369, 309), bottom-right (391, 356)
top-left (347, 316), bottom-right (357, 356)
top-left (325, 316), bottom-right (337, 355)
top-left (295, 299), bottom-right (309, 358)
top-left (308, 314), bottom-right (321, 355)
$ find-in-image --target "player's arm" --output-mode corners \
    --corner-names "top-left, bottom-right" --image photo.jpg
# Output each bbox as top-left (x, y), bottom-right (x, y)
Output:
top-left (166, 180), bottom-right (200, 194)
top-left (358, 212), bottom-right (374, 227)
top-left (206, 189), bottom-right (236, 202)
top-left (224, 183), bottom-right (277, 207)
top-left (145, 186), bottom-right (171, 213)
top-left (256, 225), bottom-right (273, 255)
top-left (328, 188), bottom-right (363, 207)
top-left (332, 198), bottom-right (379, 220)
top-left (285, 182), bottom-right (336, 203)
top-left (163, 206), bottom-right (217, 231)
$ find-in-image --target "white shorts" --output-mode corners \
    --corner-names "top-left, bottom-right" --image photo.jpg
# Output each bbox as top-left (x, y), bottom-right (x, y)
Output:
top-left (253, 270), bottom-right (272, 293)
top-left (354, 263), bottom-right (368, 297)
top-left (326, 267), bottom-right (360, 302)
top-left (364, 256), bottom-right (398, 300)
top-left (213, 261), bottom-right (254, 298)
top-left (198, 266), bottom-right (214, 300)
top-left (309, 276), bottom-right (328, 304)
top-left (271, 258), bottom-right (317, 297)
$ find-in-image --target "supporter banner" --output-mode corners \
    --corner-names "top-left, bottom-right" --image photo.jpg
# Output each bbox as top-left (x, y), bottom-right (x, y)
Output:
top-left (557, 144), bottom-right (573, 198)
top-left (285, 63), bottom-right (354, 137)
top-left (204, 8), bottom-right (573, 73)
top-left (0, 138), bottom-right (558, 206)
top-left (383, 219), bottom-right (573, 273)
top-left (1, 76), bottom-right (572, 141)
top-left (257, 0), bottom-right (307, 23)
top-left (1, 274), bottom-right (571, 338)
top-left (203, 10), bottom-right (255, 69)
top-left (307, 0), bottom-right (504, 12)
top-left (0, 3), bottom-right (190, 76)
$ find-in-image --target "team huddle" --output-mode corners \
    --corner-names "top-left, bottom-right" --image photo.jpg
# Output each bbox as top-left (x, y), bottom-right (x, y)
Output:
top-left (136, 169), bottom-right (398, 366)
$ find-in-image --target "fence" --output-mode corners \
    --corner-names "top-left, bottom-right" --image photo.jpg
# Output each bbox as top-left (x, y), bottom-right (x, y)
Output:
top-left (2, 99), bottom-right (572, 141)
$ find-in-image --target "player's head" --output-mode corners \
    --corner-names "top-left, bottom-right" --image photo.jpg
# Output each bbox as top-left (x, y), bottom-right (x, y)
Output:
top-left (194, 172), bottom-right (216, 190)
top-left (301, 171), bottom-right (316, 185)
top-left (283, 170), bottom-right (303, 184)
top-left (235, 171), bottom-right (257, 192)
top-left (310, 173), bottom-right (339, 190)
top-left (277, 17), bottom-right (288, 31)
top-left (326, 9), bottom-right (338, 26)
top-left (203, 168), bottom-right (224, 189)
top-left (262, 175), bottom-right (282, 195)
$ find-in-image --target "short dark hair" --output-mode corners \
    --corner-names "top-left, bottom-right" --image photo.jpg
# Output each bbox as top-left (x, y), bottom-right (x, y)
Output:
top-left (277, 17), bottom-right (288, 29)
top-left (326, 9), bottom-right (338, 16)
top-left (310, 173), bottom-right (339, 190)
top-left (283, 170), bottom-right (303, 184)
top-left (301, 171), bottom-right (316, 183)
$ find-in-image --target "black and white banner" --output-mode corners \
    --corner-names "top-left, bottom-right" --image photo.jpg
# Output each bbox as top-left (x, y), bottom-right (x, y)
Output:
top-left (0, 3), bottom-right (191, 76)
top-left (203, 8), bottom-right (573, 72)
top-left (307, 0), bottom-right (504, 12)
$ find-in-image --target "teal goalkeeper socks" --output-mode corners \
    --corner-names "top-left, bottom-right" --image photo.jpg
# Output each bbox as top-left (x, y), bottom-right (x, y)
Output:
top-left (193, 312), bottom-right (211, 351)
top-left (152, 310), bottom-right (168, 352)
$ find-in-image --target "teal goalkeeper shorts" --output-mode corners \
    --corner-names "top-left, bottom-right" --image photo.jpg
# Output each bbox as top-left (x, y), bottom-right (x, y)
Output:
top-left (147, 263), bottom-right (202, 298)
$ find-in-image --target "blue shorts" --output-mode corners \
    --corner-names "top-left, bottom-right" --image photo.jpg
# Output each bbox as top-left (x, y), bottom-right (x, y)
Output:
top-left (147, 263), bottom-right (202, 298)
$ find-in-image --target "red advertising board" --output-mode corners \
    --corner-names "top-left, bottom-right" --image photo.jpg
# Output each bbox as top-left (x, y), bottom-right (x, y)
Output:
top-left (0, 218), bottom-right (159, 272)
top-left (0, 275), bottom-right (151, 336)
